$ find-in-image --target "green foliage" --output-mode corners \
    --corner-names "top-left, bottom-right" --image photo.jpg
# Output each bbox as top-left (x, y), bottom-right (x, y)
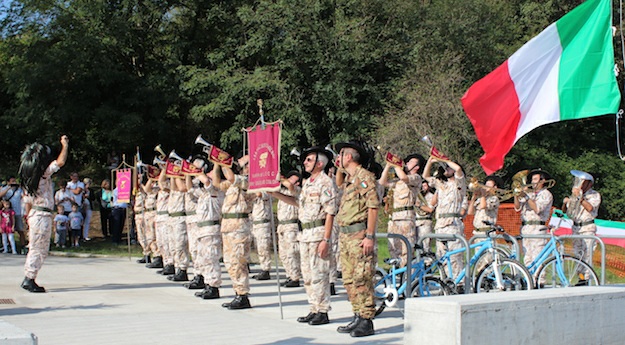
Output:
top-left (1, 0), bottom-right (625, 220)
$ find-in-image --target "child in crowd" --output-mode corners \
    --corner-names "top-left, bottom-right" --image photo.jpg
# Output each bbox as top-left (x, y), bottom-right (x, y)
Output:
top-left (54, 205), bottom-right (69, 248)
top-left (68, 203), bottom-right (84, 248)
top-left (1, 200), bottom-right (17, 254)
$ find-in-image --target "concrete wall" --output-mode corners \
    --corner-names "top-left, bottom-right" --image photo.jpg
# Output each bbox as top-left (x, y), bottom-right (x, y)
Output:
top-left (0, 321), bottom-right (37, 345)
top-left (404, 286), bottom-right (625, 345)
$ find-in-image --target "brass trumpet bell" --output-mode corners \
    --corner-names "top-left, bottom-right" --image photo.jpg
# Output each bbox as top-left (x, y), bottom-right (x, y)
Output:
top-left (154, 145), bottom-right (166, 160)
top-left (468, 177), bottom-right (513, 201)
top-left (194, 135), bottom-right (212, 154)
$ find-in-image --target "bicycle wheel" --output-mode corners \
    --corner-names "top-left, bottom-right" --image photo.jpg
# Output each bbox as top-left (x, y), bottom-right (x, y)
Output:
top-left (475, 258), bottom-right (534, 293)
top-left (471, 245), bottom-right (512, 281)
top-left (535, 255), bottom-right (599, 288)
top-left (373, 268), bottom-right (390, 316)
top-left (410, 276), bottom-right (451, 297)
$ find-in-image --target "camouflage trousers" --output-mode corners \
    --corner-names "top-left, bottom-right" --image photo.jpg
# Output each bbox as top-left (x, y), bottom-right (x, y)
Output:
top-left (222, 218), bottom-right (252, 295)
top-left (572, 225), bottom-right (597, 277)
top-left (24, 214), bottom-right (53, 279)
top-left (521, 225), bottom-right (548, 267)
top-left (144, 212), bottom-right (159, 256)
top-left (329, 224), bottom-right (340, 284)
top-left (340, 231), bottom-right (375, 319)
top-left (168, 217), bottom-right (189, 270)
top-left (195, 231), bottom-right (223, 287)
top-left (435, 225), bottom-right (465, 279)
top-left (388, 219), bottom-right (416, 266)
top-left (252, 223), bottom-right (273, 271)
top-left (300, 239), bottom-right (331, 313)
top-left (135, 213), bottom-right (148, 256)
top-left (277, 224), bottom-right (301, 281)
top-left (186, 220), bottom-right (199, 265)
top-left (416, 219), bottom-right (433, 252)
top-left (155, 218), bottom-right (173, 265)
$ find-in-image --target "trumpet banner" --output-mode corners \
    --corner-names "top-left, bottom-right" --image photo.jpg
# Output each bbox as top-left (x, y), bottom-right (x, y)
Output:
top-left (247, 122), bottom-right (281, 192)
top-left (166, 161), bottom-right (183, 178)
top-left (116, 168), bottom-right (132, 203)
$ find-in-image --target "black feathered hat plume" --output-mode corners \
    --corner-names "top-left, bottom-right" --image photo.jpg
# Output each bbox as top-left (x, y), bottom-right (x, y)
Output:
top-left (19, 143), bottom-right (53, 196)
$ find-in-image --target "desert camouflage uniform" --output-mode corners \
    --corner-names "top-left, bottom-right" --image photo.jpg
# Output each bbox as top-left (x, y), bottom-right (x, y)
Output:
top-left (168, 189), bottom-right (189, 270)
top-left (251, 192), bottom-right (273, 272)
top-left (134, 191), bottom-right (149, 256)
top-left (143, 188), bottom-right (159, 256)
top-left (566, 188), bottom-right (600, 273)
top-left (427, 174), bottom-right (466, 278)
top-left (471, 194), bottom-right (499, 272)
top-left (155, 189), bottom-right (172, 266)
top-left (387, 174), bottom-right (421, 266)
top-left (299, 171), bottom-right (337, 314)
top-left (195, 182), bottom-right (224, 287)
top-left (336, 167), bottom-right (379, 320)
top-left (517, 188), bottom-right (553, 267)
top-left (276, 186), bottom-right (301, 282)
top-left (24, 161), bottom-right (60, 279)
top-left (415, 191), bottom-right (434, 251)
top-left (185, 182), bottom-right (200, 265)
top-left (219, 175), bottom-right (254, 295)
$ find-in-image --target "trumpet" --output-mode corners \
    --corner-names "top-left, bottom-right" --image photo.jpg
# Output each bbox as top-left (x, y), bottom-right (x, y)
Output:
top-left (290, 148), bottom-right (301, 159)
top-left (511, 169), bottom-right (556, 196)
top-left (153, 156), bottom-right (166, 167)
top-left (154, 145), bottom-right (166, 160)
top-left (194, 134), bottom-right (212, 154)
top-left (168, 150), bottom-right (184, 164)
top-left (468, 177), bottom-right (513, 201)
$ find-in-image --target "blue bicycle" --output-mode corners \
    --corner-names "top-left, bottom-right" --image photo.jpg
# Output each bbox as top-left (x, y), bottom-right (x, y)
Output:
top-left (374, 249), bottom-right (451, 316)
top-left (428, 222), bottom-right (533, 294)
top-left (522, 210), bottom-right (599, 288)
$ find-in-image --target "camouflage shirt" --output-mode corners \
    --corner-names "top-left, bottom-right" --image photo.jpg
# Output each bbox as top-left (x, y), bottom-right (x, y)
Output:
top-left (219, 175), bottom-right (253, 214)
top-left (277, 186), bottom-right (300, 221)
top-left (518, 188), bottom-right (553, 223)
top-left (472, 195), bottom-right (499, 230)
top-left (388, 174), bottom-right (421, 221)
top-left (336, 166), bottom-right (380, 227)
top-left (566, 188), bottom-right (600, 223)
top-left (252, 192), bottom-right (272, 222)
top-left (427, 174), bottom-right (466, 229)
top-left (299, 172), bottom-right (337, 242)
top-left (26, 160), bottom-right (61, 216)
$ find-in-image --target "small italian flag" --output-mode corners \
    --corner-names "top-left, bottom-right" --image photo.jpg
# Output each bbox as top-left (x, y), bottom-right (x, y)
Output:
top-left (462, 0), bottom-right (621, 175)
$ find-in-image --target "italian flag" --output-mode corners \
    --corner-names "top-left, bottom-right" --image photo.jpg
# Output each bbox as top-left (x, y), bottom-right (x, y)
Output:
top-left (462, 0), bottom-right (621, 175)
top-left (550, 213), bottom-right (625, 249)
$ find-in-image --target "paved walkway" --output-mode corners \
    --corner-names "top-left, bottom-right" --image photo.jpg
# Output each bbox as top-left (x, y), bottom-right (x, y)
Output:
top-left (0, 253), bottom-right (404, 344)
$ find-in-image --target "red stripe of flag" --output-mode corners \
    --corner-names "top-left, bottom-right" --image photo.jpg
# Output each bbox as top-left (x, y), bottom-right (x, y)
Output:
top-left (461, 60), bottom-right (522, 174)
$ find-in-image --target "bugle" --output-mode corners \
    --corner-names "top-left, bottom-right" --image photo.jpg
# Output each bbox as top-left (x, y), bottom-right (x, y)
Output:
top-left (154, 144), bottom-right (166, 160)
top-left (194, 134), bottom-right (212, 154)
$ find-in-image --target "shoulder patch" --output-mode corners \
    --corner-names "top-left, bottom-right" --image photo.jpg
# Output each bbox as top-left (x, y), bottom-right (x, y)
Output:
top-left (360, 181), bottom-right (368, 189)
top-left (324, 190), bottom-right (332, 197)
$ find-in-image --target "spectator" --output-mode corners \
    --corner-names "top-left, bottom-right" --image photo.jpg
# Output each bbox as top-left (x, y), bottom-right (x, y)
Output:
top-left (82, 178), bottom-right (94, 241)
top-left (110, 179), bottom-right (129, 245)
top-left (68, 203), bottom-right (84, 248)
top-left (95, 179), bottom-right (113, 238)
top-left (54, 205), bottom-right (69, 248)
top-left (1, 199), bottom-right (17, 254)
top-left (0, 176), bottom-right (26, 249)
top-left (66, 172), bottom-right (85, 207)
top-left (55, 179), bottom-right (72, 215)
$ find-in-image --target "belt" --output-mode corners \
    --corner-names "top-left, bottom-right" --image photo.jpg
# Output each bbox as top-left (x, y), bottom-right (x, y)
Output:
top-left (253, 219), bottom-right (270, 225)
top-left (438, 213), bottom-right (461, 218)
top-left (186, 211), bottom-right (196, 216)
top-left (278, 219), bottom-right (299, 225)
top-left (574, 220), bottom-right (595, 227)
top-left (301, 219), bottom-right (325, 229)
top-left (415, 216), bottom-right (432, 220)
top-left (522, 220), bottom-right (546, 226)
top-left (339, 222), bottom-right (366, 233)
top-left (32, 206), bottom-right (53, 213)
top-left (156, 211), bottom-right (168, 215)
top-left (144, 207), bottom-right (156, 212)
top-left (135, 209), bottom-right (144, 214)
top-left (197, 220), bottom-right (220, 227)
top-left (392, 206), bottom-right (414, 213)
top-left (168, 211), bottom-right (186, 217)
top-left (222, 213), bottom-right (249, 219)
top-left (474, 227), bottom-right (490, 232)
